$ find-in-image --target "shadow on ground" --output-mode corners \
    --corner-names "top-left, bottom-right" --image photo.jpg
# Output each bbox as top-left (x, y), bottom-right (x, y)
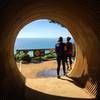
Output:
top-left (60, 77), bottom-right (82, 88)
top-left (25, 86), bottom-right (95, 100)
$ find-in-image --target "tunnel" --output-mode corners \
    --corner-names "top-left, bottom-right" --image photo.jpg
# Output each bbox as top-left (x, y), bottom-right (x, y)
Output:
top-left (0, 0), bottom-right (100, 99)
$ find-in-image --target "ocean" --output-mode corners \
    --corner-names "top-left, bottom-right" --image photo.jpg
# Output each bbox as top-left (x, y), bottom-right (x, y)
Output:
top-left (14, 38), bottom-right (74, 54)
top-left (14, 38), bottom-right (58, 50)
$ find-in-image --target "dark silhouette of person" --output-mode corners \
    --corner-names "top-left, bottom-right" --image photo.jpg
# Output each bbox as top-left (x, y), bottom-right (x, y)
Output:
top-left (65, 36), bottom-right (73, 71)
top-left (55, 37), bottom-right (66, 78)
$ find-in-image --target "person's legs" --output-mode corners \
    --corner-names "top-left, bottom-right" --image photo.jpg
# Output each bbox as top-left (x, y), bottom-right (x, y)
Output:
top-left (65, 55), bottom-right (70, 70)
top-left (69, 55), bottom-right (72, 70)
top-left (57, 57), bottom-right (61, 78)
top-left (62, 59), bottom-right (66, 75)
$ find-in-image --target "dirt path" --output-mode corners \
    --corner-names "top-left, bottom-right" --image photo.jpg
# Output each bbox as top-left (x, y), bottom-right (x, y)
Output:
top-left (25, 77), bottom-right (94, 100)
top-left (17, 61), bottom-right (94, 100)
top-left (17, 60), bottom-right (57, 78)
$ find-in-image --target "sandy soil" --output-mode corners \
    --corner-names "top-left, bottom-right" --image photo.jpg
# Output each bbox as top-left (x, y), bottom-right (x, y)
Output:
top-left (17, 60), bottom-right (94, 99)
top-left (17, 60), bottom-right (58, 78)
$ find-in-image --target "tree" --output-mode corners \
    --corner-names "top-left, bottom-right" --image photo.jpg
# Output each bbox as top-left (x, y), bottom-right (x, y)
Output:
top-left (48, 20), bottom-right (65, 28)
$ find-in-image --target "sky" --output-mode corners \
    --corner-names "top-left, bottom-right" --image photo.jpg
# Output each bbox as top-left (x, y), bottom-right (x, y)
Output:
top-left (17, 19), bottom-right (72, 38)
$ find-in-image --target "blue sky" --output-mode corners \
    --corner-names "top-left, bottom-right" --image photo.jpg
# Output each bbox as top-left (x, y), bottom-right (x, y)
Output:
top-left (17, 19), bottom-right (72, 38)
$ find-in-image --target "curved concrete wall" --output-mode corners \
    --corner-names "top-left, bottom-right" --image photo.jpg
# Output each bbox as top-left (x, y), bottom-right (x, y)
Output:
top-left (0, 0), bottom-right (100, 99)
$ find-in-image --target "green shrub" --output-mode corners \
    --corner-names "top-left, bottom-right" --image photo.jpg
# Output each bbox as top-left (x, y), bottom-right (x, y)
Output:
top-left (15, 51), bottom-right (31, 62)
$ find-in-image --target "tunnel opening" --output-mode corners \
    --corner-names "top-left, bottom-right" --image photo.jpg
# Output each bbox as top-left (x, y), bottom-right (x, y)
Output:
top-left (14, 19), bottom-right (76, 79)
top-left (13, 19), bottom-right (92, 99)
top-left (7, 16), bottom-right (93, 99)
top-left (12, 18), bottom-right (94, 99)
top-left (9, 14), bottom-right (96, 99)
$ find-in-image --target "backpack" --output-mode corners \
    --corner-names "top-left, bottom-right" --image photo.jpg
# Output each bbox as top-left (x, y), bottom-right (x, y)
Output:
top-left (55, 42), bottom-right (65, 56)
top-left (66, 42), bottom-right (73, 54)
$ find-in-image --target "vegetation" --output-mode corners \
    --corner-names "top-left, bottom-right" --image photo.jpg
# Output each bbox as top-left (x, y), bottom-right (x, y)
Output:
top-left (15, 49), bottom-right (56, 63)
top-left (15, 49), bottom-right (76, 64)
top-left (49, 20), bottom-right (65, 28)
top-left (15, 51), bottom-right (31, 63)
top-left (32, 50), bottom-right (56, 62)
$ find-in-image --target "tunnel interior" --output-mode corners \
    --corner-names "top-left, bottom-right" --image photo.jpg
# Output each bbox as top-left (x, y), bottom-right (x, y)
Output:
top-left (0, 0), bottom-right (100, 99)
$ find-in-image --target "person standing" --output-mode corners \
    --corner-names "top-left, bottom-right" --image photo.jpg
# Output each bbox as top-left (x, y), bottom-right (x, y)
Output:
top-left (65, 36), bottom-right (73, 71)
top-left (55, 37), bottom-right (66, 78)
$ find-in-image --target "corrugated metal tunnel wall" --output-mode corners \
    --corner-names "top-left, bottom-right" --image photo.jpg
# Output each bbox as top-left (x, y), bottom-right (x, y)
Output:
top-left (0, 0), bottom-right (100, 99)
